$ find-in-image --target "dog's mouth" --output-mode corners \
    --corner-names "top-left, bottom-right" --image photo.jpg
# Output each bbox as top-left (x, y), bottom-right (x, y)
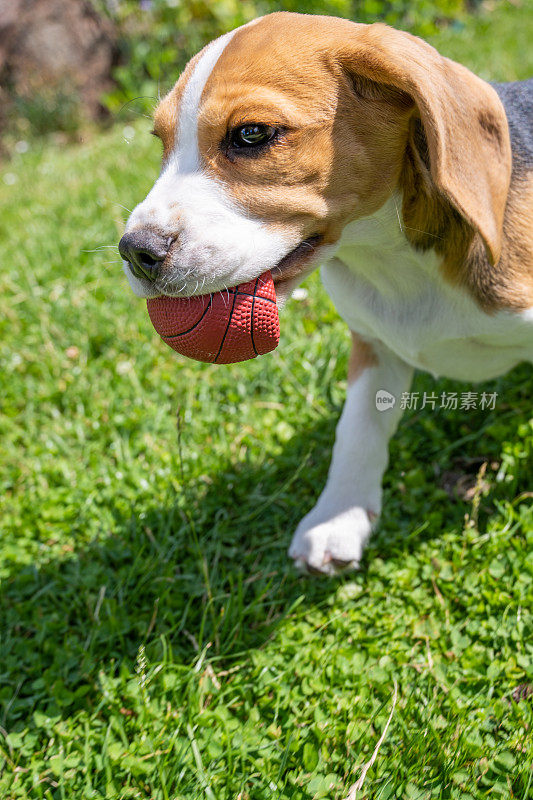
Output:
top-left (271, 234), bottom-right (324, 286)
top-left (127, 234), bottom-right (324, 299)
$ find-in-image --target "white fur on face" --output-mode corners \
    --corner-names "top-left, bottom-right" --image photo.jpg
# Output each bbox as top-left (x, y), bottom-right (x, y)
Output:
top-left (174, 29), bottom-right (236, 174)
top-left (123, 25), bottom-right (294, 299)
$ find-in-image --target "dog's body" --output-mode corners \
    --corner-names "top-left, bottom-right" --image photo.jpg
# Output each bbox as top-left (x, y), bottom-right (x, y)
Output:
top-left (119, 13), bottom-right (533, 574)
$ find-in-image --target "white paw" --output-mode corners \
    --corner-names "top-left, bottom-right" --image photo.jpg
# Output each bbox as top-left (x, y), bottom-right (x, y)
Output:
top-left (288, 506), bottom-right (374, 575)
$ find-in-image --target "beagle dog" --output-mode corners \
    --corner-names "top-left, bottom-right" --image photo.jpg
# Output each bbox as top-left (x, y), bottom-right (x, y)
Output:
top-left (119, 13), bottom-right (533, 575)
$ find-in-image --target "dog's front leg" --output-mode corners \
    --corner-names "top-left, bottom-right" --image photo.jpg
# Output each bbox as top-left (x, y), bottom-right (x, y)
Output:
top-left (289, 333), bottom-right (413, 574)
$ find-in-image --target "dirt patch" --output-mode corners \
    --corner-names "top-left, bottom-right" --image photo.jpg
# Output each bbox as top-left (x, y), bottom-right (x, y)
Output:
top-left (0, 0), bottom-right (116, 135)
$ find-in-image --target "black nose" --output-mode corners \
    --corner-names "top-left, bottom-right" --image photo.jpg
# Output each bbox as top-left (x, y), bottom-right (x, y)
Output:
top-left (118, 229), bottom-right (169, 281)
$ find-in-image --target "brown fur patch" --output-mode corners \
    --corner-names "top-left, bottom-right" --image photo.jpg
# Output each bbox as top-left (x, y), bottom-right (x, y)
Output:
top-left (348, 332), bottom-right (378, 383)
top-left (492, 174), bottom-right (533, 308)
top-left (152, 94), bottom-right (178, 160)
top-left (478, 110), bottom-right (504, 150)
top-left (400, 117), bottom-right (533, 311)
top-left (341, 23), bottom-right (512, 266)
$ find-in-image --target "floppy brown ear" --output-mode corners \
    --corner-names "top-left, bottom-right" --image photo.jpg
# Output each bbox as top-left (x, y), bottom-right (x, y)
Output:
top-left (337, 23), bottom-right (512, 264)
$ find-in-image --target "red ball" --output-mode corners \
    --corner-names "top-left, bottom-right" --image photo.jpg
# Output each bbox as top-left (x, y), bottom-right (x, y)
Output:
top-left (146, 270), bottom-right (280, 364)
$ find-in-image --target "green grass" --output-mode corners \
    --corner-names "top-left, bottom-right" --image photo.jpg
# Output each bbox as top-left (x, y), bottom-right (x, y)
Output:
top-left (1, 3), bottom-right (532, 798)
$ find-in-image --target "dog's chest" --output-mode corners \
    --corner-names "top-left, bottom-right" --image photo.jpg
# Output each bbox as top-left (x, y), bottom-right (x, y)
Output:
top-left (321, 197), bottom-right (532, 381)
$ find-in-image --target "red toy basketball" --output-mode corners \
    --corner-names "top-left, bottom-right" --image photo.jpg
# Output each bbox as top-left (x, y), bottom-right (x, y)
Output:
top-left (146, 270), bottom-right (280, 364)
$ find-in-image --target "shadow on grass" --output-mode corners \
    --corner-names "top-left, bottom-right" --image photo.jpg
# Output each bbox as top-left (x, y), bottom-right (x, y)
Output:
top-left (1, 365), bottom-right (531, 729)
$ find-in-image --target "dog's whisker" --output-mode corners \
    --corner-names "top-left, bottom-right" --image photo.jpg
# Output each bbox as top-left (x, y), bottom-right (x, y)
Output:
top-left (403, 224), bottom-right (444, 240)
top-left (385, 181), bottom-right (443, 241)
top-left (113, 202), bottom-right (134, 215)
top-left (385, 181), bottom-right (407, 238)
top-left (83, 245), bottom-right (120, 253)
top-left (117, 95), bottom-right (158, 118)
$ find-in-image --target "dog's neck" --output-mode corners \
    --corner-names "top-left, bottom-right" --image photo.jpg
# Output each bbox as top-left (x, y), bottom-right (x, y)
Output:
top-left (322, 193), bottom-right (532, 382)
top-left (331, 138), bottom-right (531, 316)
top-left (330, 188), bottom-right (511, 319)
top-left (332, 193), bottom-right (444, 298)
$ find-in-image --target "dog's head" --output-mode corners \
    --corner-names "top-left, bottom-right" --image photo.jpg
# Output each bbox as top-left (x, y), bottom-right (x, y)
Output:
top-left (119, 13), bottom-right (511, 302)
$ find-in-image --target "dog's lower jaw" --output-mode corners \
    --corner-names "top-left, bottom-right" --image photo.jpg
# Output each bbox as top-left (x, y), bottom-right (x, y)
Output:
top-left (273, 242), bottom-right (339, 306)
top-left (274, 272), bottom-right (311, 307)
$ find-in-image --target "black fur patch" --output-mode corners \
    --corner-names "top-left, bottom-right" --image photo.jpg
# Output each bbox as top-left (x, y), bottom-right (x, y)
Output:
top-left (492, 79), bottom-right (533, 174)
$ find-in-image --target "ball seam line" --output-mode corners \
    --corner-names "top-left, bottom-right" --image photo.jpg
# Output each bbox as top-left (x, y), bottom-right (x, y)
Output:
top-left (213, 287), bottom-right (239, 363)
top-left (249, 276), bottom-right (260, 357)
top-left (236, 290), bottom-right (276, 304)
top-left (163, 294), bottom-right (213, 338)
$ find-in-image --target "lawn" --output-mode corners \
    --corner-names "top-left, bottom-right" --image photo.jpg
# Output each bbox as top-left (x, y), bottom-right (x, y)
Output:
top-left (0, 2), bottom-right (532, 798)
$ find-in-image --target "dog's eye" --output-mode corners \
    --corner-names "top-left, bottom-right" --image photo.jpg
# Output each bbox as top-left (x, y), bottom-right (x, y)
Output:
top-left (230, 124), bottom-right (276, 148)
